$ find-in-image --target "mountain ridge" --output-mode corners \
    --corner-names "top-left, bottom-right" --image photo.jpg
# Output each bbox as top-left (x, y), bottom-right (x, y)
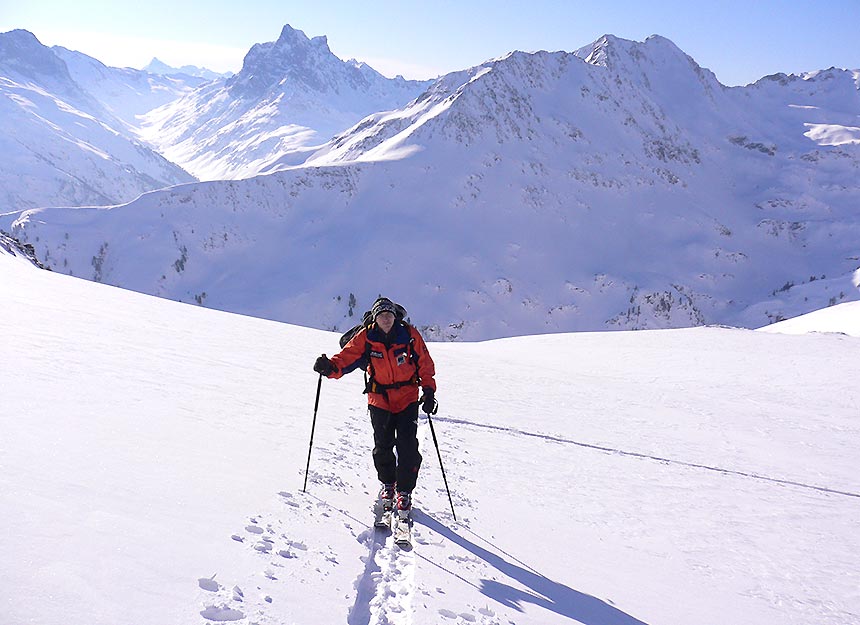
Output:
top-left (138, 24), bottom-right (432, 180)
top-left (4, 33), bottom-right (858, 339)
top-left (143, 57), bottom-right (231, 81)
top-left (0, 29), bottom-right (195, 213)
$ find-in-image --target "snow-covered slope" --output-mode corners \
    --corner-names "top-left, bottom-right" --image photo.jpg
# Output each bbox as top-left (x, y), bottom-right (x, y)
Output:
top-left (137, 24), bottom-right (431, 180)
top-left (5, 34), bottom-right (858, 340)
top-left (0, 30), bottom-right (195, 213)
top-left (3, 248), bottom-right (859, 625)
top-left (759, 299), bottom-right (860, 337)
top-left (54, 46), bottom-right (207, 129)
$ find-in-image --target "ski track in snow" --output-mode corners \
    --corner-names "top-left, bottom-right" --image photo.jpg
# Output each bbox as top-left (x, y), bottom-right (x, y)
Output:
top-left (195, 406), bottom-right (374, 624)
top-left (194, 405), bottom-right (509, 625)
top-left (433, 414), bottom-right (860, 500)
top-left (193, 398), bottom-right (715, 625)
top-left (349, 524), bottom-right (416, 625)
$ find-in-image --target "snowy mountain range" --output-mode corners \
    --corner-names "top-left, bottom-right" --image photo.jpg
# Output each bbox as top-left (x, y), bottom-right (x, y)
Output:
top-left (0, 25), bottom-right (433, 211)
top-left (143, 57), bottom-right (232, 81)
top-left (3, 240), bottom-right (859, 625)
top-left (3, 32), bottom-right (858, 339)
top-left (54, 46), bottom-right (209, 129)
top-left (137, 25), bottom-right (432, 179)
top-left (0, 29), bottom-right (197, 212)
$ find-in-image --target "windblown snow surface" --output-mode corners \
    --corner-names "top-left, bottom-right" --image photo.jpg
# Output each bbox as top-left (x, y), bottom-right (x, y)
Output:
top-left (2, 255), bottom-right (859, 625)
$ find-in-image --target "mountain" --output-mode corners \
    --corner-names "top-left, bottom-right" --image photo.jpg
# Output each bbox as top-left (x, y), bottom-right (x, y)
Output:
top-left (143, 56), bottom-right (232, 81)
top-left (137, 24), bottom-right (432, 180)
top-left (2, 34), bottom-right (859, 339)
top-left (0, 29), bottom-right (110, 120)
top-left (3, 248), bottom-right (859, 625)
top-left (0, 30), bottom-right (195, 213)
top-left (55, 47), bottom-right (208, 128)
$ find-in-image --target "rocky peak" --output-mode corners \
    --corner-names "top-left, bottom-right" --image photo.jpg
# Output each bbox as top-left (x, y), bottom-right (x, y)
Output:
top-left (227, 24), bottom-right (340, 97)
top-left (274, 24), bottom-right (331, 53)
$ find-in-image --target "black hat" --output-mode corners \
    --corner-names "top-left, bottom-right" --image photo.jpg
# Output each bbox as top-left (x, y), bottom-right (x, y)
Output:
top-left (371, 297), bottom-right (397, 319)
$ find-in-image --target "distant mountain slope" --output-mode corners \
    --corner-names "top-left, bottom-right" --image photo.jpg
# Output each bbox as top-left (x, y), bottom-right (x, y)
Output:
top-left (137, 24), bottom-right (431, 180)
top-left (54, 47), bottom-right (207, 129)
top-left (2, 34), bottom-right (858, 339)
top-left (142, 57), bottom-right (231, 81)
top-left (0, 30), bottom-right (195, 212)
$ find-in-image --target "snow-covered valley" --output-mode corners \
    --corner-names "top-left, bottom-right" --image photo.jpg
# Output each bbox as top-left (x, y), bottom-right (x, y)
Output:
top-left (3, 245), bottom-right (859, 625)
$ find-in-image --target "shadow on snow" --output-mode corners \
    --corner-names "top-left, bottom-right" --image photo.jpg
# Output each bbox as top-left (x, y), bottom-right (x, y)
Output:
top-left (413, 509), bottom-right (649, 625)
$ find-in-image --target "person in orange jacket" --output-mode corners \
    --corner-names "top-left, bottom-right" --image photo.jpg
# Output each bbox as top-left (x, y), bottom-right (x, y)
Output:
top-left (313, 297), bottom-right (437, 519)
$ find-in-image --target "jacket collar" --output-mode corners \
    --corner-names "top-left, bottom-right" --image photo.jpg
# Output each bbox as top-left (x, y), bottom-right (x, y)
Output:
top-left (367, 321), bottom-right (409, 344)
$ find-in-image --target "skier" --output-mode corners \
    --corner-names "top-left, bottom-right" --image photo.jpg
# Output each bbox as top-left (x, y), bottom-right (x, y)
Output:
top-left (313, 297), bottom-right (437, 525)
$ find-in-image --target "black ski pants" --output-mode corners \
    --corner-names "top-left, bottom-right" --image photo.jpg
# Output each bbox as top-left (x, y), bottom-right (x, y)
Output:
top-left (369, 402), bottom-right (422, 493)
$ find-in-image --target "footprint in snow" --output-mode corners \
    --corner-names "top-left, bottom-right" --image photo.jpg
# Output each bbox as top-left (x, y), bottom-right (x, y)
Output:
top-left (278, 491), bottom-right (301, 508)
top-left (200, 605), bottom-right (244, 622)
top-left (198, 577), bottom-right (221, 592)
top-left (438, 608), bottom-right (479, 622)
top-left (254, 539), bottom-right (273, 553)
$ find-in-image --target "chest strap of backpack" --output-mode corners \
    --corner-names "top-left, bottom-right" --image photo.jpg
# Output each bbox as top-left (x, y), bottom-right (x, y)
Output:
top-left (363, 330), bottom-right (420, 398)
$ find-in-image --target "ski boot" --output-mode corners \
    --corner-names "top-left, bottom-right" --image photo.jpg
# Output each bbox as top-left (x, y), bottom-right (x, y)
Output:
top-left (373, 483), bottom-right (396, 527)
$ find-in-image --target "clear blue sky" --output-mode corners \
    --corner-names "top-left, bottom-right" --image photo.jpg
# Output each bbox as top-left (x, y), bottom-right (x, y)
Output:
top-left (1, 0), bottom-right (857, 85)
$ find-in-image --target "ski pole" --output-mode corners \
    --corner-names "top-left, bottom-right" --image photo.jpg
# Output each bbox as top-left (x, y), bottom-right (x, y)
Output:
top-left (425, 401), bottom-right (457, 522)
top-left (303, 373), bottom-right (323, 493)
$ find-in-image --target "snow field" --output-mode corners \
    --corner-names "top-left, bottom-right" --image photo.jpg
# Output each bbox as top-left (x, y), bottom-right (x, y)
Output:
top-left (2, 257), bottom-right (859, 625)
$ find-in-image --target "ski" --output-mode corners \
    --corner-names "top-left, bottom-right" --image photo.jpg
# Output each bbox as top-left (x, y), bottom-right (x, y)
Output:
top-left (392, 513), bottom-right (412, 548)
top-left (373, 498), bottom-right (393, 529)
top-left (371, 490), bottom-right (412, 548)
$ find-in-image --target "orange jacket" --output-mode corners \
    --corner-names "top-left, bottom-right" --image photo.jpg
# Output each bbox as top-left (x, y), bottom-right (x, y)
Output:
top-left (328, 322), bottom-right (436, 413)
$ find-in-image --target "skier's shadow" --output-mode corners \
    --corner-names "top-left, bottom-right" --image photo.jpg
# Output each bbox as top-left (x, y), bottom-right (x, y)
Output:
top-left (413, 510), bottom-right (649, 625)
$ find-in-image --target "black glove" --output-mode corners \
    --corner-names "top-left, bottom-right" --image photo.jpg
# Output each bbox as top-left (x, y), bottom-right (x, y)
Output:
top-left (420, 388), bottom-right (437, 415)
top-left (313, 354), bottom-right (337, 376)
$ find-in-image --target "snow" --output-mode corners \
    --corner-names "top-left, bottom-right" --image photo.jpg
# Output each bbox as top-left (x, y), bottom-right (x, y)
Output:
top-left (3, 255), bottom-right (859, 625)
top-left (0, 32), bottom-right (195, 213)
top-left (54, 46), bottom-right (207, 129)
top-left (758, 300), bottom-right (860, 337)
top-left (143, 57), bottom-right (231, 81)
top-left (803, 122), bottom-right (860, 146)
top-left (3, 28), bottom-right (859, 340)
